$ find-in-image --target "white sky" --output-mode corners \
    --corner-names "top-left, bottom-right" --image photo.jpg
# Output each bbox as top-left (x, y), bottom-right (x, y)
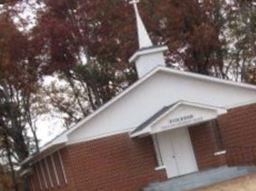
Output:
top-left (10, 2), bottom-right (65, 146)
top-left (35, 114), bottom-right (65, 146)
top-left (35, 76), bottom-right (69, 146)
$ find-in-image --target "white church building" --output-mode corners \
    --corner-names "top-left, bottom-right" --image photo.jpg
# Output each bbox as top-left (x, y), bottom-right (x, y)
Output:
top-left (22, 1), bottom-right (256, 191)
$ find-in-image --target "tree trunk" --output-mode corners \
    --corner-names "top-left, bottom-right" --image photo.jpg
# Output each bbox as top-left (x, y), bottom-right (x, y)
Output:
top-left (4, 135), bottom-right (19, 191)
top-left (26, 111), bottom-right (40, 153)
top-left (80, 81), bottom-right (97, 111)
top-left (10, 130), bottom-right (29, 162)
top-left (31, 128), bottom-right (40, 153)
top-left (64, 71), bottom-right (88, 117)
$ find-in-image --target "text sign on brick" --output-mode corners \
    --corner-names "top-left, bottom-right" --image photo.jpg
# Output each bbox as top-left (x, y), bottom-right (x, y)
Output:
top-left (160, 115), bottom-right (204, 130)
top-left (152, 105), bottom-right (220, 134)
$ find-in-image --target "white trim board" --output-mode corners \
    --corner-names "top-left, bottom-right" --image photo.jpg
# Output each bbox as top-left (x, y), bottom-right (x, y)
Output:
top-left (130, 101), bottom-right (227, 137)
top-left (23, 67), bottom-right (256, 162)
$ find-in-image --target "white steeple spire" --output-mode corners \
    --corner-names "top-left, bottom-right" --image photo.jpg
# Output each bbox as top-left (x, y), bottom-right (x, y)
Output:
top-left (129, 0), bottom-right (169, 78)
top-left (129, 0), bottom-right (153, 48)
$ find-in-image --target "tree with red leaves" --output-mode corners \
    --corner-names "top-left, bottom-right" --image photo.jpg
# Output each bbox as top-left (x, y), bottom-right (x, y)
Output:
top-left (32, 0), bottom-right (137, 123)
top-left (1, 0), bottom-right (256, 190)
top-left (31, 0), bottom-right (228, 124)
top-left (0, 10), bottom-right (42, 190)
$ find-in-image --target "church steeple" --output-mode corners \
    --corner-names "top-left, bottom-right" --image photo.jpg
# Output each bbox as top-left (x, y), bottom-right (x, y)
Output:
top-left (129, 0), bottom-right (169, 78)
top-left (130, 0), bottom-right (153, 48)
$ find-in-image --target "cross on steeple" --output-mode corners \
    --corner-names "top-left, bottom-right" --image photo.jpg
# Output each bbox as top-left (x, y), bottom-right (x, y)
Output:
top-left (128, 0), bottom-right (168, 78)
top-left (129, 0), bottom-right (139, 5)
top-left (129, 0), bottom-right (153, 49)
top-left (129, 0), bottom-right (140, 12)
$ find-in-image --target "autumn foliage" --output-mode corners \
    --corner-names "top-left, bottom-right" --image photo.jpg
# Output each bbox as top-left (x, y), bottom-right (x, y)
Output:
top-left (0, 0), bottom-right (256, 190)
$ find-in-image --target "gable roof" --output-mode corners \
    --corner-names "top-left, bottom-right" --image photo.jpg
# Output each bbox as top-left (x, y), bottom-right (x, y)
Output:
top-left (130, 100), bottom-right (227, 137)
top-left (130, 104), bottom-right (174, 135)
top-left (22, 67), bottom-right (256, 165)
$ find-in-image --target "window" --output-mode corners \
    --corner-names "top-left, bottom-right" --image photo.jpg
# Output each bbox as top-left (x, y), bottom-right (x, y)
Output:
top-left (29, 173), bottom-right (36, 191)
top-left (152, 134), bottom-right (164, 168)
top-left (211, 120), bottom-right (226, 155)
top-left (34, 164), bottom-right (43, 190)
top-left (50, 154), bottom-right (60, 186)
top-left (39, 160), bottom-right (48, 189)
top-left (31, 151), bottom-right (68, 190)
top-left (44, 158), bottom-right (54, 188)
top-left (52, 151), bottom-right (68, 185)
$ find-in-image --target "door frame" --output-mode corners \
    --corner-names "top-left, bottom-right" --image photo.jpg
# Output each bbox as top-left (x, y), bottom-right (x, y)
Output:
top-left (154, 127), bottom-right (198, 178)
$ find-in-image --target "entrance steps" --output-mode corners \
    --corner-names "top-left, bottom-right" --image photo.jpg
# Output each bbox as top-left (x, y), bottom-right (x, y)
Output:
top-left (143, 166), bottom-right (256, 191)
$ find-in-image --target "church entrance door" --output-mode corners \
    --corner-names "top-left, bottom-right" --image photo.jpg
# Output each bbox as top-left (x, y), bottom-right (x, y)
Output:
top-left (157, 127), bottom-right (198, 178)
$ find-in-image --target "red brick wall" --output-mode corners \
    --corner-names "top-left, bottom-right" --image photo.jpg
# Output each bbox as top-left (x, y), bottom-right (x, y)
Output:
top-left (29, 149), bottom-right (76, 191)
top-left (29, 134), bottom-right (166, 191)
top-left (189, 103), bottom-right (256, 169)
top-left (218, 103), bottom-right (256, 165)
top-left (219, 103), bottom-right (256, 147)
top-left (29, 103), bottom-right (256, 190)
top-left (189, 123), bottom-right (226, 170)
top-left (67, 133), bottom-right (167, 191)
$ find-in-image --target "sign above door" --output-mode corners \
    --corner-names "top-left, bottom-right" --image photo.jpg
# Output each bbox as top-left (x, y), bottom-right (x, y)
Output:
top-left (130, 100), bottom-right (227, 137)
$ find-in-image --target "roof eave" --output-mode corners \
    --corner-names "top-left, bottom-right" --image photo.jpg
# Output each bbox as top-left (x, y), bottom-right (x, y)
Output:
top-left (21, 143), bottom-right (66, 166)
top-left (129, 45), bottom-right (169, 63)
top-left (130, 100), bottom-right (228, 138)
top-left (26, 66), bottom-right (256, 159)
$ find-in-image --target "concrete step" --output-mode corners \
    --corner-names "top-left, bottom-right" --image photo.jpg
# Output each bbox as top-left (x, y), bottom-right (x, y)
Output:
top-left (143, 166), bottom-right (255, 191)
top-left (237, 166), bottom-right (256, 173)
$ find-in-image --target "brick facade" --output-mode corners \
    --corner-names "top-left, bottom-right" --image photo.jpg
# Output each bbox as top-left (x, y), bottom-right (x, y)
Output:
top-left (29, 134), bottom-right (167, 191)
top-left (189, 123), bottom-right (227, 170)
top-left (188, 103), bottom-right (256, 169)
top-left (219, 103), bottom-right (256, 148)
top-left (67, 134), bottom-right (167, 191)
top-left (28, 103), bottom-right (256, 191)
top-left (29, 149), bottom-right (76, 191)
top-left (218, 103), bottom-right (256, 165)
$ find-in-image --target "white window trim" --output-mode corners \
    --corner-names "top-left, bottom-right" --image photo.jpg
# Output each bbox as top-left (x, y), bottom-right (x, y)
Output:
top-left (35, 166), bottom-right (43, 190)
top-left (58, 151), bottom-right (68, 184)
top-left (155, 166), bottom-right (166, 171)
top-left (39, 161), bottom-right (48, 189)
top-left (152, 134), bottom-right (165, 169)
top-left (44, 158), bottom-right (54, 188)
top-left (214, 150), bottom-right (227, 156)
top-left (51, 154), bottom-right (60, 186)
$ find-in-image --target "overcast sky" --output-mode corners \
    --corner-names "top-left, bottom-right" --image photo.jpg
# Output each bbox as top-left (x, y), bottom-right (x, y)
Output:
top-left (9, 1), bottom-right (66, 146)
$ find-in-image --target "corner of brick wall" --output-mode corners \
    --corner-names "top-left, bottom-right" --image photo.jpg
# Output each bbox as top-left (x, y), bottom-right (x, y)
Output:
top-left (218, 103), bottom-right (256, 147)
top-left (218, 103), bottom-right (256, 165)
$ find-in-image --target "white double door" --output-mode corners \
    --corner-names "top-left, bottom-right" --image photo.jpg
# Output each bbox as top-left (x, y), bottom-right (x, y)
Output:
top-left (157, 127), bottom-right (198, 178)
